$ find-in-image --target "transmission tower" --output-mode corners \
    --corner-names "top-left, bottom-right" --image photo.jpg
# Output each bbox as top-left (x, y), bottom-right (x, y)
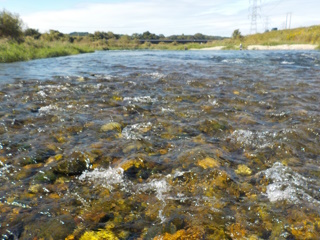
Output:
top-left (286, 12), bottom-right (292, 29)
top-left (264, 16), bottom-right (270, 32)
top-left (249, 0), bottom-right (261, 34)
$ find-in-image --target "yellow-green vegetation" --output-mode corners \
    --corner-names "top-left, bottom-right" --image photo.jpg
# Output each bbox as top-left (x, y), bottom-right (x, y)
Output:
top-left (79, 229), bottom-right (119, 240)
top-left (210, 25), bottom-right (320, 50)
top-left (0, 38), bottom-right (97, 63)
top-left (244, 25), bottom-right (320, 45)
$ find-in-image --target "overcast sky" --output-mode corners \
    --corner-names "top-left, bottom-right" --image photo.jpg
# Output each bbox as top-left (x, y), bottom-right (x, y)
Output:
top-left (1, 0), bottom-right (320, 37)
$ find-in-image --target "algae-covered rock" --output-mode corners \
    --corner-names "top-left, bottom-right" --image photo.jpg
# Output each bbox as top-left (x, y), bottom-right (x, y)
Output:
top-left (53, 151), bottom-right (96, 176)
top-left (120, 158), bottom-right (145, 171)
top-left (198, 119), bottom-right (228, 135)
top-left (80, 222), bottom-right (119, 240)
top-left (101, 122), bottom-right (122, 132)
top-left (21, 147), bottom-right (56, 166)
top-left (80, 229), bottom-right (119, 240)
top-left (33, 169), bottom-right (57, 183)
top-left (28, 184), bottom-right (42, 194)
top-left (235, 164), bottom-right (252, 176)
top-left (197, 157), bottom-right (220, 169)
top-left (0, 156), bottom-right (7, 166)
top-left (20, 215), bottom-right (76, 239)
top-left (227, 223), bottom-right (246, 239)
top-left (290, 220), bottom-right (318, 239)
top-left (153, 226), bottom-right (205, 240)
top-left (119, 157), bottom-right (151, 180)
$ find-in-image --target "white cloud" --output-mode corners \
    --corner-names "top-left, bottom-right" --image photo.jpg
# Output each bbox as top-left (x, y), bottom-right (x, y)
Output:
top-left (21, 0), bottom-right (248, 36)
top-left (21, 0), bottom-right (320, 37)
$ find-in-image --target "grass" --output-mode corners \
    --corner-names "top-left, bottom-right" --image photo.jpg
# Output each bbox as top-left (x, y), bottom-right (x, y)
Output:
top-left (0, 38), bottom-right (96, 63)
top-left (221, 25), bottom-right (320, 50)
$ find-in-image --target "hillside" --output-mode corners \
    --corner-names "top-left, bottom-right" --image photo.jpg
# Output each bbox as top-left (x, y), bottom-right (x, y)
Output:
top-left (244, 25), bottom-right (320, 45)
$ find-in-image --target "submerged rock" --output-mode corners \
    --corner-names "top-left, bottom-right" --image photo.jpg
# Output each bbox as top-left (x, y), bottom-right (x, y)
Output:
top-left (53, 151), bottom-right (96, 176)
top-left (153, 226), bottom-right (205, 240)
top-left (80, 229), bottom-right (119, 240)
top-left (198, 119), bottom-right (228, 136)
top-left (101, 122), bottom-right (122, 132)
top-left (235, 164), bottom-right (252, 176)
top-left (197, 157), bottom-right (220, 169)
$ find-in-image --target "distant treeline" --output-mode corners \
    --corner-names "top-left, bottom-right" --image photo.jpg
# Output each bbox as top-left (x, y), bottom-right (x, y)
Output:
top-left (69, 31), bottom-right (226, 41)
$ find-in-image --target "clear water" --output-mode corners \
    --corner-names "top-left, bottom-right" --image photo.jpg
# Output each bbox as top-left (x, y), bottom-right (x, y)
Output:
top-left (0, 50), bottom-right (320, 239)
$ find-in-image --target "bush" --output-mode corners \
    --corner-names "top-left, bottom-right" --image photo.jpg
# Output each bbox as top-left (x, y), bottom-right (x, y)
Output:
top-left (0, 9), bottom-right (23, 41)
top-left (24, 28), bottom-right (41, 39)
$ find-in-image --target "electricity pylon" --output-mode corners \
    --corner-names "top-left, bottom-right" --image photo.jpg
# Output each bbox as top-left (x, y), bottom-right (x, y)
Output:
top-left (249, 0), bottom-right (261, 34)
top-left (286, 12), bottom-right (292, 29)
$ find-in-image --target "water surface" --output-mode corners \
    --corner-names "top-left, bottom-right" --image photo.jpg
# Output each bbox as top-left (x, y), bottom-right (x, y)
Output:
top-left (0, 50), bottom-right (320, 239)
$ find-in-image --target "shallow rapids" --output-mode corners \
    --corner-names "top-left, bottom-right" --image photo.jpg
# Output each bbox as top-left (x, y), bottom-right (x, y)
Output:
top-left (0, 50), bottom-right (320, 239)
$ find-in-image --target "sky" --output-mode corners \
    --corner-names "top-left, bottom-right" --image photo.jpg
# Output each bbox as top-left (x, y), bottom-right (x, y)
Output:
top-left (1, 0), bottom-right (320, 37)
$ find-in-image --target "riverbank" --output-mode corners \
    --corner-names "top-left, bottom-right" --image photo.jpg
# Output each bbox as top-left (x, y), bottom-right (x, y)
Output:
top-left (247, 44), bottom-right (318, 50)
top-left (189, 46), bottom-right (225, 50)
top-left (0, 39), bottom-right (97, 63)
top-left (1, 40), bottom-right (319, 64)
top-left (190, 44), bottom-right (318, 51)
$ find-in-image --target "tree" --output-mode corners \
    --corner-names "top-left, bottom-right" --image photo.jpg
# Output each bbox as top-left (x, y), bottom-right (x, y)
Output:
top-left (141, 31), bottom-right (158, 40)
top-left (40, 30), bottom-right (66, 41)
top-left (232, 29), bottom-right (242, 40)
top-left (118, 35), bottom-right (130, 45)
top-left (0, 10), bottom-right (24, 40)
top-left (24, 28), bottom-right (41, 39)
top-left (194, 33), bottom-right (205, 40)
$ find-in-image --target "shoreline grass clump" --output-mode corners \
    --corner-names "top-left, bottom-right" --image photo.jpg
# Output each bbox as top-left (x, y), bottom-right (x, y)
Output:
top-left (0, 38), bottom-right (96, 63)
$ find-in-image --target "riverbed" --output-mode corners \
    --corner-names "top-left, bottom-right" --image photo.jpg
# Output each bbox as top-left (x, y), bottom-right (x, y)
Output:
top-left (0, 50), bottom-right (320, 239)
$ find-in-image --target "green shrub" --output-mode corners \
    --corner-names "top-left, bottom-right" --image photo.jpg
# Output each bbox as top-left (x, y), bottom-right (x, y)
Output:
top-left (0, 9), bottom-right (23, 41)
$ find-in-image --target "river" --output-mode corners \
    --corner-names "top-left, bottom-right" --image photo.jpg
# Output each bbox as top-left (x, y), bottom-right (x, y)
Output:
top-left (0, 50), bottom-right (320, 239)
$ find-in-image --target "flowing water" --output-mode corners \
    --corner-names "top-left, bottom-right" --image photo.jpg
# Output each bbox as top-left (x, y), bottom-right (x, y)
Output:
top-left (0, 50), bottom-right (320, 239)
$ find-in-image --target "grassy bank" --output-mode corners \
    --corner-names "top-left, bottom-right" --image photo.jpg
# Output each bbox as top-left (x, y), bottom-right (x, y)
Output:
top-left (0, 38), bottom-right (217, 63)
top-left (0, 38), bottom-right (98, 63)
top-left (205, 25), bottom-right (320, 50)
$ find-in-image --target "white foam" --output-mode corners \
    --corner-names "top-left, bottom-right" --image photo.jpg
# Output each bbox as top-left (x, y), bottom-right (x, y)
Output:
top-left (222, 59), bottom-right (244, 64)
top-left (123, 96), bottom-right (155, 103)
top-left (122, 122), bottom-right (152, 140)
top-left (38, 105), bottom-right (61, 114)
top-left (144, 72), bottom-right (166, 79)
top-left (281, 61), bottom-right (295, 65)
top-left (230, 129), bottom-right (272, 149)
top-left (38, 85), bottom-right (69, 91)
top-left (261, 162), bottom-right (320, 205)
top-left (78, 167), bottom-right (124, 190)
top-left (92, 74), bottom-right (113, 80)
top-left (149, 179), bottom-right (169, 202)
top-left (0, 164), bottom-right (13, 180)
top-left (161, 107), bottom-right (174, 113)
top-left (37, 91), bottom-right (47, 97)
top-left (211, 100), bottom-right (219, 106)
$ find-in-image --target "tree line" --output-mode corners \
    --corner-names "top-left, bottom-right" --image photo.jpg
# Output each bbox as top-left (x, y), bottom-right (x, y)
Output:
top-left (75, 31), bottom-right (225, 41)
